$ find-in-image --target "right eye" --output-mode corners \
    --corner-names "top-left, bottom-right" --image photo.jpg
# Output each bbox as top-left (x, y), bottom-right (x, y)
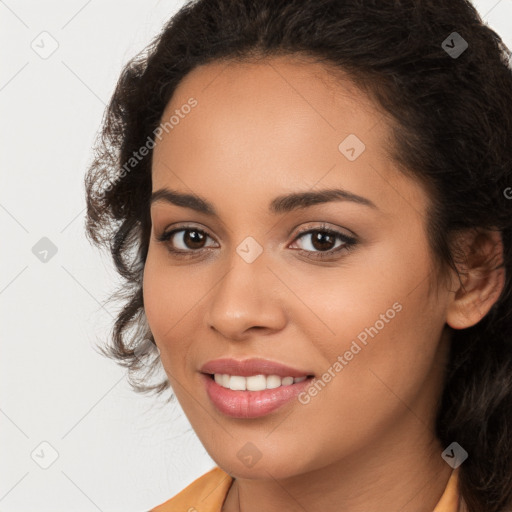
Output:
top-left (156, 226), bottom-right (218, 257)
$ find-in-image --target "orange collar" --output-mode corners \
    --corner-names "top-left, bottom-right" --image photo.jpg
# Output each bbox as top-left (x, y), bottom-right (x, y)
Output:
top-left (150, 465), bottom-right (461, 512)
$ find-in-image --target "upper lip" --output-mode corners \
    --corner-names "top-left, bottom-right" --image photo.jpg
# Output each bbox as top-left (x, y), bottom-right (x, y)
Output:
top-left (200, 358), bottom-right (314, 378)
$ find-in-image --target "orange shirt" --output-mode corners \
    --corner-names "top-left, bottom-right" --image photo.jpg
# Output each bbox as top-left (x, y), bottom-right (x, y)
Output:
top-left (149, 465), bottom-right (462, 512)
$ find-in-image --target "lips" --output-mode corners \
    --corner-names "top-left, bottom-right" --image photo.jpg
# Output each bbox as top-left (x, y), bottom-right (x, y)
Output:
top-left (200, 357), bottom-right (314, 378)
top-left (201, 373), bottom-right (314, 418)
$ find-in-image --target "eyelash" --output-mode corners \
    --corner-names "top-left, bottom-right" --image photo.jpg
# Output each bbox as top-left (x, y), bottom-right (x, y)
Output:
top-left (155, 223), bottom-right (358, 261)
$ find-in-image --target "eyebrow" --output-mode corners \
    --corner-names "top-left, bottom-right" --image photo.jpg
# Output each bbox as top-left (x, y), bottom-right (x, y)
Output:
top-left (150, 187), bottom-right (378, 216)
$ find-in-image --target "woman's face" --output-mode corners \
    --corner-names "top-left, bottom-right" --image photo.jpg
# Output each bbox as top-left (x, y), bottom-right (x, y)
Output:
top-left (143, 56), bottom-right (453, 479)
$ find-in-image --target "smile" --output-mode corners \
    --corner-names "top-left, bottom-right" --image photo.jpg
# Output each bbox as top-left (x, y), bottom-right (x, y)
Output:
top-left (202, 373), bottom-right (314, 418)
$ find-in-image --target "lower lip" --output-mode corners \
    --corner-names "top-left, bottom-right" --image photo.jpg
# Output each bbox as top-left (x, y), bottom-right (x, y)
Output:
top-left (201, 373), bottom-right (314, 419)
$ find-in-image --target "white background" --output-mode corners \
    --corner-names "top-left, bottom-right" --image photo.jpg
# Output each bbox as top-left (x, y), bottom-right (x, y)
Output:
top-left (1, 1), bottom-right (511, 511)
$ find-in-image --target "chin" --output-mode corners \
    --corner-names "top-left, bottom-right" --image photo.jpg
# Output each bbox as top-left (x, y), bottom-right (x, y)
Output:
top-left (213, 449), bottom-right (313, 481)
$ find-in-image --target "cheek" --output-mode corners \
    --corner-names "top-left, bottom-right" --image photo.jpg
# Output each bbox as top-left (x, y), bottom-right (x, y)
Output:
top-left (142, 255), bottom-right (166, 337)
top-left (142, 252), bottom-right (185, 364)
top-left (284, 290), bottom-right (444, 471)
top-left (293, 229), bottom-right (444, 406)
top-left (142, 249), bottom-right (212, 380)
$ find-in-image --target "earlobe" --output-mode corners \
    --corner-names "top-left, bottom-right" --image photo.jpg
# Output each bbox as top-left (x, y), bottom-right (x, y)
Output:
top-left (446, 229), bottom-right (506, 330)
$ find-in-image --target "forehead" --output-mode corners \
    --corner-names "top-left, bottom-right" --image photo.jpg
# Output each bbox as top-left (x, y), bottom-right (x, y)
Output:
top-left (160, 55), bottom-right (380, 140)
top-left (151, 56), bottom-right (429, 221)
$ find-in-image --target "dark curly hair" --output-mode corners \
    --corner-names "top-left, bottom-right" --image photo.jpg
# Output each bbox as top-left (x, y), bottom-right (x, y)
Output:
top-left (84, 0), bottom-right (512, 510)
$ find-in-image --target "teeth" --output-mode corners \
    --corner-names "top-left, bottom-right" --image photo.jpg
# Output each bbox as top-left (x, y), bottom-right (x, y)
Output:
top-left (266, 375), bottom-right (281, 389)
top-left (213, 374), bottom-right (308, 391)
top-left (229, 375), bottom-right (246, 391)
top-left (246, 374), bottom-right (266, 391)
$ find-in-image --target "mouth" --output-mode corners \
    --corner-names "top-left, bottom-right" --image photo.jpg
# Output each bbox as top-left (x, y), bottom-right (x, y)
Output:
top-left (201, 372), bottom-right (315, 419)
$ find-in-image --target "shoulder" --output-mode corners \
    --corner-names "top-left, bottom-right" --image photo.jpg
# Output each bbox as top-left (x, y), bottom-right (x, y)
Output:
top-left (148, 466), bottom-right (233, 512)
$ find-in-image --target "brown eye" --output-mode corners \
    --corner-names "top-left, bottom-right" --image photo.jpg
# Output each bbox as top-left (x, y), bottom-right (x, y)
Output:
top-left (291, 228), bottom-right (354, 253)
top-left (179, 229), bottom-right (207, 249)
top-left (156, 227), bottom-right (217, 255)
top-left (289, 224), bottom-right (358, 261)
top-left (308, 231), bottom-right (337, 251)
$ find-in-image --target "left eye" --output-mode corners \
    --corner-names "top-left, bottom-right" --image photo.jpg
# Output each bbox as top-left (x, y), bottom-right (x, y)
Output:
top-left (288, 227), bottom-right (357, 258)
top-left (289, 228), bottom-right (356, 255)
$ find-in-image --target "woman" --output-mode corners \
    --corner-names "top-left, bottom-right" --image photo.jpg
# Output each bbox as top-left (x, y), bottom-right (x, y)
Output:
top-left (84, 0), bottom-right (512, 510)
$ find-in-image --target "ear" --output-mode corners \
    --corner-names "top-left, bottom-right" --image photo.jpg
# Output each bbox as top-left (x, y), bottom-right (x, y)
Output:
top-left (446, 228), bottom-right (506, 330)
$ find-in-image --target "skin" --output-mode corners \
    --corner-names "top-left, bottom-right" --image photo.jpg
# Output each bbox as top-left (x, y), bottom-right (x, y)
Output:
top-left (142, 55), bottom-right (505, 512)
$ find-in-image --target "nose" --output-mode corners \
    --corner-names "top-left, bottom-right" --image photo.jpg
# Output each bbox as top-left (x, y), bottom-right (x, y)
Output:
top-left (205, 251), bottom-right (287, 341)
